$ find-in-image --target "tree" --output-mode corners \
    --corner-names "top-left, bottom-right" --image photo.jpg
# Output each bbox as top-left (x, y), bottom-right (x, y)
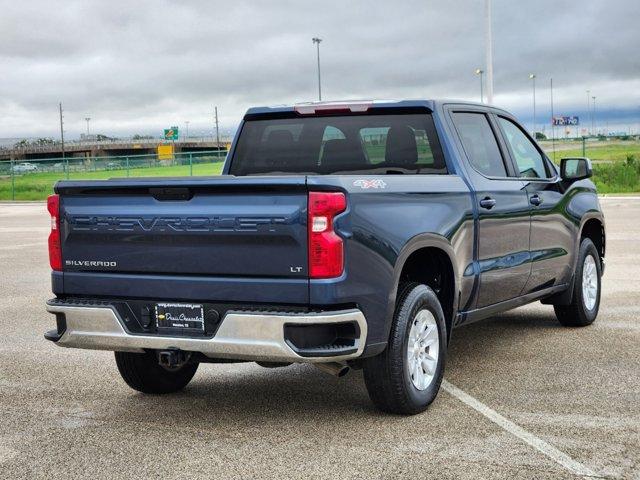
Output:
top-left (535, 132), bottom-right (547, 140)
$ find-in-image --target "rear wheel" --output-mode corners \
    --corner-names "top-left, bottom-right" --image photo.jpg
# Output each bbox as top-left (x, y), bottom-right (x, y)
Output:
top-left (554, 238), bottom-right (602, 327)
top-left (363, 283), bottom-right (447, 415)
top-left (115, 350), bottom-right (199, 394)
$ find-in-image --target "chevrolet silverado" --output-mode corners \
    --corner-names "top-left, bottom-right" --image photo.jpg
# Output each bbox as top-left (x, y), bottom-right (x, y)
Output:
top-left (45, 100), bottom-right (605, 414)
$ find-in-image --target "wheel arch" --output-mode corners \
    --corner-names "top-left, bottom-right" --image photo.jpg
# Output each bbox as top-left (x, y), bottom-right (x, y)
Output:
top-left (542, 212), bottom-right (605, 306)
top-left (384, 234), bottom-right (460, 344)
top-left (580, 216), bottom-right (605, 264)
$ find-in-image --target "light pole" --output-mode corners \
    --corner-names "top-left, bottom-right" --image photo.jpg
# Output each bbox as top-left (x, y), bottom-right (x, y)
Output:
top-left (592, 96), bottom-right (597, 135)
top-left (475, 69), bottom-right (484, 103)
top-left (60, 103), bottom-right (65, 162)
top-left (185, 120), bottom-right (190, 140)
top-left (312, 37), bottom-right (322, 101)
top-left (85, 117), bottom-right (91, 137)
top-left (214, 106), bottom-right (220, 155)
top-left (550, 78), bottom-right (556, 161)
top-left (529, 74), bottom-right (536, 137)
top-left (586, 90), bottom-right (591, 135)
top-left (484, 0), bottom-right (494, 104)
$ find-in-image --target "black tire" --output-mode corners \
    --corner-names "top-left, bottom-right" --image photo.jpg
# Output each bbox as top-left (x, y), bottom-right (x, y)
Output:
top-left (114, 350), bottom-right (199, 394)
top-left (554, 238), bottom-right (602, 327)
top-left (363, 283), bottom-right (447, 415)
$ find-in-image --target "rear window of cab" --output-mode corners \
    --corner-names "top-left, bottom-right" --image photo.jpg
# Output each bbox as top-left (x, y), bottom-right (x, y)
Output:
top-left (229, 112), bottom-right (447, 175)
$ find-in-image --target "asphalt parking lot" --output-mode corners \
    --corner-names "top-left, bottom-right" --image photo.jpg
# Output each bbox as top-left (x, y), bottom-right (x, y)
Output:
top-left (0, 198), bottom-right (638, 479)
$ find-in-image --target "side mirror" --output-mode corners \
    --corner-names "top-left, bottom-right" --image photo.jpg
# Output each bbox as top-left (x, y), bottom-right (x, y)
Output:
top-left (560, 157), bottom-right (592, 181)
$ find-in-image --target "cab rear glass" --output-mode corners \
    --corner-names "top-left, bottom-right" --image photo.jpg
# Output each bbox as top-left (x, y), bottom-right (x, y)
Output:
top-left (229, 112), bottom-right (447, 175)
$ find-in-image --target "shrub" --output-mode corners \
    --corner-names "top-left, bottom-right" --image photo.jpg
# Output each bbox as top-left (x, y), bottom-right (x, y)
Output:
top-left (535, 132), bottom-right (547, 140)
top-left (593, 159), bottom-right (640, 193)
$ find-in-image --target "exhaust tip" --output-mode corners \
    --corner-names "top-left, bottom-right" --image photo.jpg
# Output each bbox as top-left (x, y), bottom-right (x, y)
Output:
top-left (315, 362), bottom-right (350, 377)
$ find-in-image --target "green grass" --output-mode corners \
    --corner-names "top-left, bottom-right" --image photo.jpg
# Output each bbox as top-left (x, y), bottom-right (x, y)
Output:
top-left (540, 141), bottom-right (640, 193)
top-left (541, 141), bottom-right (640, 164)
top-left (591, 158), bottom-right (640, 194)
top-left (3, 140), bottom-right (640, 200)
top-left (0, 162), bottom-right (224, 201)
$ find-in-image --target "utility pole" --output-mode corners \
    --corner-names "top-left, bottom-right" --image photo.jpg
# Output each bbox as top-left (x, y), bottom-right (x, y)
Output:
top-left (59, 102), bottom-right (65, 161)
top-left (592, 96), bottom-right (597, 135)
top-left (484, 0), bottom-right (494, 104)
top-left (312, 37), bottom-right (322, 101)
top-left (475, 69), bottom-right (484, 103)
top-left (586, 90), bottom-right (591, 135)
top-left (214, 106), bottom-right (220, 158)
top-left (550, 78), bottom-right (556, 161)
top-left (529, 74), bottom-right (536, 136)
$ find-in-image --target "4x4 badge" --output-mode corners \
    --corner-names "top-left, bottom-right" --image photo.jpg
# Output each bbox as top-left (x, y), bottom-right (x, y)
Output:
top-left (353, 179), bottom-right (387, 189)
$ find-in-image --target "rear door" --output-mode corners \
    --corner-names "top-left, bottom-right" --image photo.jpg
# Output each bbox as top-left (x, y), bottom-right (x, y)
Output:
top-left (449, 110), bottom-right (531, 308)
top-left (494, 115), bottom-right (574, 292)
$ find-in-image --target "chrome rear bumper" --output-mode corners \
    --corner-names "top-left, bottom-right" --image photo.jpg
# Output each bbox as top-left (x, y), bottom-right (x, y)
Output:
top-left (45, 302), bottom-right (367, 363)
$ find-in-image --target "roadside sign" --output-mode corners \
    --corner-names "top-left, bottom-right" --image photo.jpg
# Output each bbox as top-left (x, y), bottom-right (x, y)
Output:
top-left (552, 116), bottom-right (579, 126)
top-left (157, 144), bottom-right (174, 160)
top-left (164, 126), bottom-right (179, 140)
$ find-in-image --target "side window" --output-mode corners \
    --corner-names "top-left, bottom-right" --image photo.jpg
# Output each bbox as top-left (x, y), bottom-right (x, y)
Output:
top-left (498, 117), bottom-right (549, 178)
top-left (360, 127), bottom-right (389, 164)
top-left (414, 129), bottom-right (436, 167)
top-left (451, 112), bottom-right (507, 177)
top-left (319, 126), bottom-right (347, 165)
top-left (359, 126), bottom-right (441, 168)
top-left (322, 125), bottom-right (346, 142)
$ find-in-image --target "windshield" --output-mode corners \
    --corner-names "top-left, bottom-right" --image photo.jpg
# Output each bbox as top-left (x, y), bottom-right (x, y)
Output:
top-left (229, 112), bottom-right (447, 175)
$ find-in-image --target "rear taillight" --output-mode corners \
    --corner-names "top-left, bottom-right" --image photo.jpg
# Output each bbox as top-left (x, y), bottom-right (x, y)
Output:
top-left (308, 192), bottom-right (346, 279)
top-left (47, 194), bottom-right (62, 271)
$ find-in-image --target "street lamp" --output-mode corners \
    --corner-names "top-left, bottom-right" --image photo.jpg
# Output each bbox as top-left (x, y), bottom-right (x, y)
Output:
top-left (475, 69), bottom-right (484, 103)
top-left (586, 90), bottom-right (591, 135)
top-left (592, 96), bottom-right (597, 135)
top-left (312, 37), bottom-right (322, 101)
top-left (484, 0), bottom-right (494, 104)
top-left (185, 120), bottom-right (190, 140)
top-left (529, 74), bottom-right (536, 137)
top-left (85, 117), bottom-right (91, 137)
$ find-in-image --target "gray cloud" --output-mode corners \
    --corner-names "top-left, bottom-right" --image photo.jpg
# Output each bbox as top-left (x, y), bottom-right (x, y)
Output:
top-left (1, 0), bottom-right (639, 138)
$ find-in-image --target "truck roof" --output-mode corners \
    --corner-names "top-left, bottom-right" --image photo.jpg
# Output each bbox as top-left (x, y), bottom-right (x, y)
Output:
top-left (244, 99), bottom-right (504, 117)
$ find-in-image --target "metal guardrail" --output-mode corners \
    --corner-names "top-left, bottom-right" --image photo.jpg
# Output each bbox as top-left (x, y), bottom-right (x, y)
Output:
top-left (0, 150), bottom-right (227, 201)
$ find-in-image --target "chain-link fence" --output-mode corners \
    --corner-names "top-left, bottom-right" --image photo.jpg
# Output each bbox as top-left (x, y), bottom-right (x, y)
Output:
top-left (0, 150), bottom-right (227, 201)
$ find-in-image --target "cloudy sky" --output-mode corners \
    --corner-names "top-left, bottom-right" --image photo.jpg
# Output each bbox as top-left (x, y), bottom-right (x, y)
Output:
top-left (1, 0), bottom-right (639, 139)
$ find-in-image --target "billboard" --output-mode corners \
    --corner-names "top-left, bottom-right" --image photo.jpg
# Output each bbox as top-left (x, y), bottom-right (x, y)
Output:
top-left (552, 116), bottom-right (579, 126)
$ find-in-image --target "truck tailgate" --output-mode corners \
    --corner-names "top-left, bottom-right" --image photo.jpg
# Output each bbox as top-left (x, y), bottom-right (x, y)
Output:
top-left (56, 177), bottom-right (308, 280)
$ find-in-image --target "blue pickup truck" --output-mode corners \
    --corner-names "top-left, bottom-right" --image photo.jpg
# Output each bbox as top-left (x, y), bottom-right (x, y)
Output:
top-left (45, 100), bottom-right (605, 414)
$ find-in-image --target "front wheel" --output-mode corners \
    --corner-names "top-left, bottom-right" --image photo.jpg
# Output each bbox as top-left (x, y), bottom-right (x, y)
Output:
top-left (554, 238), bottom-right (602, 327)
top-left (363, 283), bottom-right (447, 415)
top-left (115, 350), bottom-right (199, 394)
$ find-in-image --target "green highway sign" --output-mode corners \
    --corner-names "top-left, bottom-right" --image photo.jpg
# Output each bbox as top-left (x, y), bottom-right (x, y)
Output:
top-left (164, 126), bottom-right (179, 140)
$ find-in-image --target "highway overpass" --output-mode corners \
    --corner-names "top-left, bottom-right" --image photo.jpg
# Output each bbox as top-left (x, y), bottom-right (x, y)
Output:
top-left (0, 138), bottom-right (230, 161)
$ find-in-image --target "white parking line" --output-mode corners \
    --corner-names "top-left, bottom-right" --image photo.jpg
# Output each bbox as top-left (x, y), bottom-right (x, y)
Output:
top-left (441, 380), bottom-right (600, 478)
top-left (599, 196), bottom-right (640, 201)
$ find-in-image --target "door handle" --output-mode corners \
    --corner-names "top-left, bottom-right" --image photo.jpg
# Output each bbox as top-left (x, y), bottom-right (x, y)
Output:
top-left (479, 197), bottom-right (496, 210)
top-left (530, 194), bottom-right (543, 206)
